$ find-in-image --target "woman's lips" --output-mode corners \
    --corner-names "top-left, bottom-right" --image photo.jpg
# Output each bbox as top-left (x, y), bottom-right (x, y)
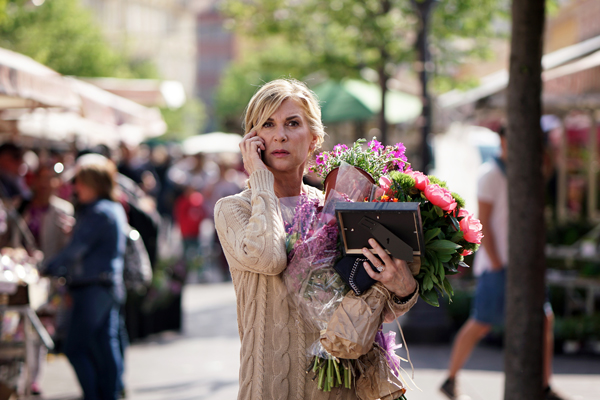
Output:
top-left (271, 150), bottom-right (290, 157)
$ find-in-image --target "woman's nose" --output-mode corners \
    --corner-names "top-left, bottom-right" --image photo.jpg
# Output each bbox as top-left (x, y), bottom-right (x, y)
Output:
top-left (273, 125), bottom-right (288, 142)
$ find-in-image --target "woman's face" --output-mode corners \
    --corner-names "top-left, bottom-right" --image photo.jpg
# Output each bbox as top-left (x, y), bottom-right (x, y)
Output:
top-left (256, 98), bottom-right (317, 175)
top-left (74, 177), bottom-right (98, 204)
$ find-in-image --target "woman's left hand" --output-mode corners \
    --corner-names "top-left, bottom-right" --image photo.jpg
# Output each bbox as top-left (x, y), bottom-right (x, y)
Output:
top-left (361, 238), bottom-right (417, 299)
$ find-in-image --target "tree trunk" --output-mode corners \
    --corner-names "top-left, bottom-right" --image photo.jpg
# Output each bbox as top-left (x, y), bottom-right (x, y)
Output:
top-left (505, 0), bottom-right (546, 399)
top-left (378, 64), bottom-right (388, 145)
top-left (412, 0), bottom-right (436, 173)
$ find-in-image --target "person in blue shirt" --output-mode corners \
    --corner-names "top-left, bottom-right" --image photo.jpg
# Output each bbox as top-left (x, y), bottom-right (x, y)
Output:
top-left (45, 154), bottom-right (127, 400)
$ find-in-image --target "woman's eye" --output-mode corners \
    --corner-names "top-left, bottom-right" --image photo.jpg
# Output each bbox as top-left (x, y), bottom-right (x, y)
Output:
top-left (288, 120), bottom-right (299, 126)
top-left (262, 121), bottom-right (273, 128)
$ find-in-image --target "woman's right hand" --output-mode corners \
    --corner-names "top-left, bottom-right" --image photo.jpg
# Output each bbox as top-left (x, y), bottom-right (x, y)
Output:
top-left (240, 130), bottom-right (268, 175)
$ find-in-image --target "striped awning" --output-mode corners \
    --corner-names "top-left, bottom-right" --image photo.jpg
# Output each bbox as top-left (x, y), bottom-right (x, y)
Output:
top-left (0, 48), bottom-right (80, 109)
top-left (0, 47), bottom-right (167, 145)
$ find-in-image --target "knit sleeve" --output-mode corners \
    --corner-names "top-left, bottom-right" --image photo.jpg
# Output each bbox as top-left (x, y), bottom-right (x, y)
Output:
top-left (214, 169), bottom-right (287, 276)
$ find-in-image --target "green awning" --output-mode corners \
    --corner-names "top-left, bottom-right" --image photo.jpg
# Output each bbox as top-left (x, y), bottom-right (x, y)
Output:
top-left (312, 79), bottom-right (422, 124)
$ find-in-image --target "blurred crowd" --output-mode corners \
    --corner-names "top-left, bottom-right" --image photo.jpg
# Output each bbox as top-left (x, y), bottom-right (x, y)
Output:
top-left (0, 140), bottom-right (247, 397)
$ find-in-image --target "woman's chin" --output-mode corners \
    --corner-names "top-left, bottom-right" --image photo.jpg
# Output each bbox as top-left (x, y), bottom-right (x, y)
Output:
top-left (266, 159), bottom-right (303, 175)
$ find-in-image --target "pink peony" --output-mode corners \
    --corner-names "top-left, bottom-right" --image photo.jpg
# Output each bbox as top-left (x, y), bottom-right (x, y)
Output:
top-left (424, 184), bottom-right (457, 212)
top-left (379, 176), bottom-right (392, 194)
top-left (458, 209), bottom-right (483, 244)
top-left (407, 170), bottom-right (430, 191)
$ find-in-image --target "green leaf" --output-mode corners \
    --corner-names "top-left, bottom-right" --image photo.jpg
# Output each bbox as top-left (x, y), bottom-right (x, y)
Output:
top-left (434, 205), bottom-right (444, 217)
top-left (420, 289), bottom-right (439, 307)
top-left (423, 274), bottom-right (433, 291)
top-left (449, 215), bottom-right (460, 231)
top-left (424, 228), bottom-right (442, 244)
top-left (458, 261), bottom-right (470, 269)
top-left (443, 277), bottom-right (454, 298)
top-left (450, 231), bottom-right (464, 242)
top-left (426, 240), bottom-right (461, 251)
top-left (437, 253), bottom-right (452, 263)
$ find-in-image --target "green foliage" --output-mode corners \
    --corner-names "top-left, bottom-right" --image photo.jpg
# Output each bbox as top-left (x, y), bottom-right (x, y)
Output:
top-left (388, 171), bottom-right (417, 200)
top-left (160, 98), bottom-right (207, 141)
top-left (427, 175), bottom-right (447, 188)
top-left (214, 40), bottom-right (317, 132)
top-left (311, 137), bottom-right (408, 182)
top-left (429, 0), bottom-right (509, 91)
top-left (451, 192), bottom-right (465, 209)
top-left (0, 0), bottom-right (157, 78)
top-left (387, 171), bottom-right (482, 307)
top-left (221, 0), bottom-right (508, 95)
top-left (554, 314), bottom-right (600, 341)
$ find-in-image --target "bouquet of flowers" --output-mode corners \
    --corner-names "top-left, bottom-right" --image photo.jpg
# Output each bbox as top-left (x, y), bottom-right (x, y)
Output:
top-left (375, 170), bottom-right (483, 306)
top-left (281, 190), bottom-right (352, 391)
top-left (311, 137), bottom-right (483, 307)
top-left (282, 163), bottom-right (411, 398)
top-left (312, 138), bottom-right (408, 183)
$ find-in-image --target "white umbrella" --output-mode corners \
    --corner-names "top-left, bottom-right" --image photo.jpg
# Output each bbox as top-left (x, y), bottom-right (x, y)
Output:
top-left (182, 132), bottom-right (243, 155)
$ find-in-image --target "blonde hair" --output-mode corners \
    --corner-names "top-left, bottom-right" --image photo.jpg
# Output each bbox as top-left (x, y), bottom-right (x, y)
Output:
top-left (75, 154), bottom-right (118, 202)
top-left (243, 79), bottom-right (325, 151)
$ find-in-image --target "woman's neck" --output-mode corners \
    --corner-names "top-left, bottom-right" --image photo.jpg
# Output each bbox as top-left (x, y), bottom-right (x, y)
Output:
top-left (272, 172), bottom-right (305, 198)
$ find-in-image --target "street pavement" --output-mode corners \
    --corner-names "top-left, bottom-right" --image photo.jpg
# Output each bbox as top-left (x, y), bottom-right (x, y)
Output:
top-left (39, 283), bottom-right (600, 400)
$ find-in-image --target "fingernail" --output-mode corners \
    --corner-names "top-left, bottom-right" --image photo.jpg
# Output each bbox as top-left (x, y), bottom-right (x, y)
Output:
top-left (363, 262), bottom-right (369, 268)
top-left (362, 248), bottom-right (368, 254)
top-left (369, 239), bottom-right (375, 245)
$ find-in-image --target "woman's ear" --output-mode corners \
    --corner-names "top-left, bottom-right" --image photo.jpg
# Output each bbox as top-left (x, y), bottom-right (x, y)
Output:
top-left (309, 135), bottom-right (318, 152)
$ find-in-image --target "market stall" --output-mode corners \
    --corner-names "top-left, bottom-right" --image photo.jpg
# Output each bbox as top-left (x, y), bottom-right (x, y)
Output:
top-left (0, 46), bottom-right (169, 398)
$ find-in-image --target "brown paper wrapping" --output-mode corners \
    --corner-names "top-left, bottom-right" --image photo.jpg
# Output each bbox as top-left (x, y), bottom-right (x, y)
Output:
top-left (408, 255), bottom-right (421, 276)
top-left (320, 284), bottom-right (390, 359)
top-left (355, 346), bottom-right (406, 400)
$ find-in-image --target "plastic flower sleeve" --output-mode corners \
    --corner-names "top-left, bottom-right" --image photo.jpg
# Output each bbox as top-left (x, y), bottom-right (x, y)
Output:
top-left (282, 190), bottom-right (347, 333)
top-left (332, 161), bottom-right (377, 202)
top-left (281, 164), bottom-right (377, 334)
top-left (355, 344), bottom-right (407, 400)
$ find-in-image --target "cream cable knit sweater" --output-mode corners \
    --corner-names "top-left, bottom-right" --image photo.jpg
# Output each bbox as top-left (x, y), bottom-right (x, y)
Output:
top-left (214, 170), bottom-right (418, 400)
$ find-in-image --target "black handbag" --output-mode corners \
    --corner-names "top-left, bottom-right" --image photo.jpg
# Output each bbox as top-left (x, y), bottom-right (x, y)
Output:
top-left (333, 255), bottom-right (378, 296)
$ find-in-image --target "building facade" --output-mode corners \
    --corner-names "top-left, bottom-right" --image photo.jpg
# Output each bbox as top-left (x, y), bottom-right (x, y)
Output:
top-left (80, 0), bottom-right (198, 96)
top-left (195, 1), bottom-right (237, 132)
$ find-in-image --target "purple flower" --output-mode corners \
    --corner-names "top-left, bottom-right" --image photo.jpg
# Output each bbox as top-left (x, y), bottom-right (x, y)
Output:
top-left (368, 139), bottom-right (384, 152)
top-left (375, 329), bottom-right (403, 379)
top-left (333, 144), bottom-right (349, 154)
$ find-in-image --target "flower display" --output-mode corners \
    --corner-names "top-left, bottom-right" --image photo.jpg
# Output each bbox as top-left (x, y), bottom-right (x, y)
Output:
top-left (424, 184), bottom-right (457, 212)
top-left (405, 170), bottom-right (429, 191)
top-left (458, 209), bottom-right (483, 244)
top-left (378, 170), bottom-right (482, 306)
top-left (281, 192), bottom-right (352, 391)
top-left (311, 137), bottom-right (408, 183)
top-left (283, 138), bottom-right (483, 397)
top-left (311, 137), bottom-right (483, 307)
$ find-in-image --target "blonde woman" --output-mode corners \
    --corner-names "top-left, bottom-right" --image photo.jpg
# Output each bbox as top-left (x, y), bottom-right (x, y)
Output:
top-left (45, 154), bottom-right (127, 400)
top-left (214, 79), bottom-right (419, 400)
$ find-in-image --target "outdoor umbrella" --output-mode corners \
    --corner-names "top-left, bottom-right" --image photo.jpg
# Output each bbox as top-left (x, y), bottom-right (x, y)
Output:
top-left (182, 132), bottom-right (243, 155)
top-left (312, 79), bottom-right (422, 125)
